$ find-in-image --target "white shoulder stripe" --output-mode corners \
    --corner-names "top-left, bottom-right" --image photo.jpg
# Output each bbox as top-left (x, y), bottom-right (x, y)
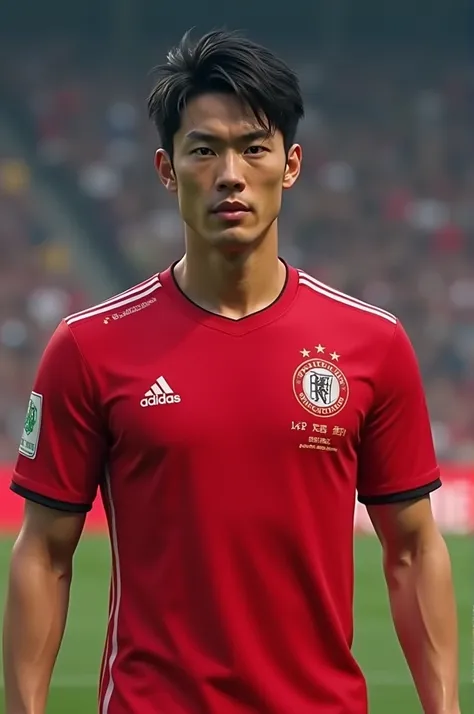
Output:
top-left (298, 271), bottom-right (396, 321)
top-left (66, 282), bottom-right (161, 326)
top-left (299, 278), bottom-right (397, 324)
top-left (65, 275), bottom-right (160, 322)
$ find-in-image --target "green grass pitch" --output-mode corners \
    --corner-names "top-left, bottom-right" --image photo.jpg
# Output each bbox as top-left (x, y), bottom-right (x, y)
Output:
top-left (0, 535), bottom-right (471, 712)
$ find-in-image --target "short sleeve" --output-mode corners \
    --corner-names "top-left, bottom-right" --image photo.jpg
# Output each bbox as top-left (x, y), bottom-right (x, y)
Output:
top-left (11, 321), bottom-right (107, 512)
top-left (357, 321), bottom-right (441, 505)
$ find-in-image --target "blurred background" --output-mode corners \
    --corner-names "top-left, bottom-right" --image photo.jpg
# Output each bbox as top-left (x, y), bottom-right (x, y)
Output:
top-left (0, 0), bottom-right (473, 464)
top-left (0, 1), bottom-right (472, 712)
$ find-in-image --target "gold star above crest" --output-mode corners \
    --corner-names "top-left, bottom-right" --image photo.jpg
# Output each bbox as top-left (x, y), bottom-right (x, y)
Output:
top-left (300, 348), bottom-right (310, 358)
top-left (330, 351), bottom-right (340, 362)
top-left (315, 344), bottom-right (325, 354)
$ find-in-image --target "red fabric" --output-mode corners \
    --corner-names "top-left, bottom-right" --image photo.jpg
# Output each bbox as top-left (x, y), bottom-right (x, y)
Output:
top-left (9, 264), bottom-right (441, 714)
top-left (2, 466), bottom-right (471, 533)
top-left (356, 321), bottom-right (440, 500)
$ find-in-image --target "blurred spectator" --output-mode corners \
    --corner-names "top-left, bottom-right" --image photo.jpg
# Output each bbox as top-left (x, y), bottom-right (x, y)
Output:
top-left (0, 45), bottom-right (473, 462)
top-left (0, 146), bottom-right (84, 460)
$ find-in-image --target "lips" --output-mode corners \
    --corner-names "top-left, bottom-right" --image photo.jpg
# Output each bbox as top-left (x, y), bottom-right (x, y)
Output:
top-left (212, 201), bottom-right (250, 213)
top-left (211, 201), bottom-right (251, 221)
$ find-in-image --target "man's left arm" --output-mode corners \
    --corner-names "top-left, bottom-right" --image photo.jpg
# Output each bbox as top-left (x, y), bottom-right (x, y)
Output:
top-left (357, 322), bottom-right (460, 714)
top-left (368, 497), bottom-right (459, 714)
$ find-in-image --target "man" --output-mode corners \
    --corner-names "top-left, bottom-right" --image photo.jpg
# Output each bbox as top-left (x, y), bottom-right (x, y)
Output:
top-left (3, 30), bottom-right (460, 714)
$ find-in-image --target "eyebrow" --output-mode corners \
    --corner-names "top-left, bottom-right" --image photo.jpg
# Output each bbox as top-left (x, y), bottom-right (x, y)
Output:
top-left (184, 129), bottom-right (270, 143)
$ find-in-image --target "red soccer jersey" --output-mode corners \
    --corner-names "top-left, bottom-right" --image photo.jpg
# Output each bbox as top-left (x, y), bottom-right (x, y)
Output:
top-left (12, 263), bottom-right (441, 714)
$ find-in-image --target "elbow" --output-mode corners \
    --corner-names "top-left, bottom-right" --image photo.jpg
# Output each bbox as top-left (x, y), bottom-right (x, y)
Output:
top-left (382, 529), bottom-right (447, 589)
top-left (11, 533), bottom-right (74, 582)
top-left (383, 549), bottom-right (414, 590)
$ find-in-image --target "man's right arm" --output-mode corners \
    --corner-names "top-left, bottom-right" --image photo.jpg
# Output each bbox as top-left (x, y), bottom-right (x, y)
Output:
top-left (2, 320), bottom-right (107, 714)
top-left (3, 503), bottom-right (85, 714)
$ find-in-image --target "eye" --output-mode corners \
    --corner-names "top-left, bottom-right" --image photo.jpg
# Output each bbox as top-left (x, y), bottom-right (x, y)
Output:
top-left (244, 145), bottom-right (268, 155)
top-left (191, 147), bottom-right (215, 157)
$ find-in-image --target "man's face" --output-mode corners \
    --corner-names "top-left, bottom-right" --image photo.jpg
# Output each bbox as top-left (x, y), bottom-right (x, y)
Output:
top-left (155, 93), bottom-right (302, 253)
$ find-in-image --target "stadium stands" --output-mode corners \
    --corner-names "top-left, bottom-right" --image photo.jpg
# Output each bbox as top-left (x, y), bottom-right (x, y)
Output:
top-left (0, 45), bottom-right (473, 463)
top-left (0, 140), bottom-right (85, 462)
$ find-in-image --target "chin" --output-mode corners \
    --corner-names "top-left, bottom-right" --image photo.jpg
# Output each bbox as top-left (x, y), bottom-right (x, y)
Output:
top-left (208, 226), bottom-right (261, 247)
top-left (208, 230), bottom-right (259, 250)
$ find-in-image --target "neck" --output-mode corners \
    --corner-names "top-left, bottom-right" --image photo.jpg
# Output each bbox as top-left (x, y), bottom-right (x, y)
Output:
top-left (174, 229), bottom-right (286, 319)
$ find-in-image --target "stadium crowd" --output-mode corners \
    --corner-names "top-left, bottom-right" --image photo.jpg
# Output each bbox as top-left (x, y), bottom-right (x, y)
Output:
top-left (0, 44), bottom-right (473, 463)
top-left (0, 142), bottom-right (85, 462)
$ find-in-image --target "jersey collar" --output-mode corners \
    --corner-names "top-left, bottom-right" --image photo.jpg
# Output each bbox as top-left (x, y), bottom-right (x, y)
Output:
top-left (159, 260), bottom-right (299, 336)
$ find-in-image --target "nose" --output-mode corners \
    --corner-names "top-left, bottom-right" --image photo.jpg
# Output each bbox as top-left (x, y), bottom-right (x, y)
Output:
top-left (215, 152), bottom-right (245, 193)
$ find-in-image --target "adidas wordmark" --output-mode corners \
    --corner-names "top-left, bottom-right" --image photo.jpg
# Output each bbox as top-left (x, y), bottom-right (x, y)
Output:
top-left (140, 377), bottom-right (181, 407)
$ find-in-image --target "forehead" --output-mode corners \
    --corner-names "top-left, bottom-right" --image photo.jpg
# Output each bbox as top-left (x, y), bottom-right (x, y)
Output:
top-left (177, 93), bottom-right (269, 141)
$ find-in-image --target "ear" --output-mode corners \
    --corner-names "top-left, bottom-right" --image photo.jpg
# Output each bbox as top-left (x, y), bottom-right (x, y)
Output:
top-left (283, 144), bottom-right (302, 190)
top-left (155, 149), bottom-right (177, 192)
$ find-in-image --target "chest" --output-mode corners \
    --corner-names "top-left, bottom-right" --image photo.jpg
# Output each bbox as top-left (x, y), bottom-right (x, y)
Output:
top-left (101, 324), bottom-right (375, 458)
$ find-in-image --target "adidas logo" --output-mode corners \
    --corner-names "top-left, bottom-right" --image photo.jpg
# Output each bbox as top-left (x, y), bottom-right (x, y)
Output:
top-left (140, 377), bottom-right (181, 407)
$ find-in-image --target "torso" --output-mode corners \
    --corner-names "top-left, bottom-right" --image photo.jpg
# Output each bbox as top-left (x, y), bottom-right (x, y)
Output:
top-left (70, 263), bottom-right (397, 714)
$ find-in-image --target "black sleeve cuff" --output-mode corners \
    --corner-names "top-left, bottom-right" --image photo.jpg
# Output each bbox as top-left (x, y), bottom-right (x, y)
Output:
top-left (10, 482), bottom-right (92, 514)
top-left (358, 477), bottom-right (442, 506)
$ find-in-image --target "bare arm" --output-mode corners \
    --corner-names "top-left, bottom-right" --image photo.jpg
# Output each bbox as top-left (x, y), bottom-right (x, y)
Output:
top-left (368, 497), bottom-right (460, 714)
top-left (2, 502), bottom-right (85, 714)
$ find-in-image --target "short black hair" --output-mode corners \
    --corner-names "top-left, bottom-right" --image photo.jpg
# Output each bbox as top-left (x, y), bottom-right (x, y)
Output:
top-left (148, 29), bottom-right (304, 158)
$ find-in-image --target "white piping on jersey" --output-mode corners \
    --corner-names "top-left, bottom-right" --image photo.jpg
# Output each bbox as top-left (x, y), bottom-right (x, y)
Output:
top-left (65, 275), bottom-right (160, 322)
top-left (101, 474), bottom-right (121, 714)
top-left (298, 271), bottom-right (397, 321)
top-left (99, 531), bottom-right (117, 702)
top-left (298, 274), bottom-right (397, 325)
top-left (65, 282), bottom-right (162, 326)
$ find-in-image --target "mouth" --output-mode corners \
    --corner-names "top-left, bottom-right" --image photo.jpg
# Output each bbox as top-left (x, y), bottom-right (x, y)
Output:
top-left (211, 202), bottom-right (251, 222)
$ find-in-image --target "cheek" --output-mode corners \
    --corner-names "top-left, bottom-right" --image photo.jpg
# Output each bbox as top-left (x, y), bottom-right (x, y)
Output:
top-left (257, 157), bottom-right (286, 190)
top-left (255, 166), bottom-right (285, 210)
top-left (176, 175), bottom-right (206, 219)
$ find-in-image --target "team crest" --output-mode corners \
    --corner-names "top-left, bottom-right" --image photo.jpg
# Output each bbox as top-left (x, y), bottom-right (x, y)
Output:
top-left (293, 351), bottom-right (349, 418)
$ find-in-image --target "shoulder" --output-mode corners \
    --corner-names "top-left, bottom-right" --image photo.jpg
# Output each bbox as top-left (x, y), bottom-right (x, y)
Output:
top-left (64, 273), bottom-right (163, 338)
top-left (296, 268), bottom-right (398, 344)
top-left (47, 274), bottom-right (165, 374)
